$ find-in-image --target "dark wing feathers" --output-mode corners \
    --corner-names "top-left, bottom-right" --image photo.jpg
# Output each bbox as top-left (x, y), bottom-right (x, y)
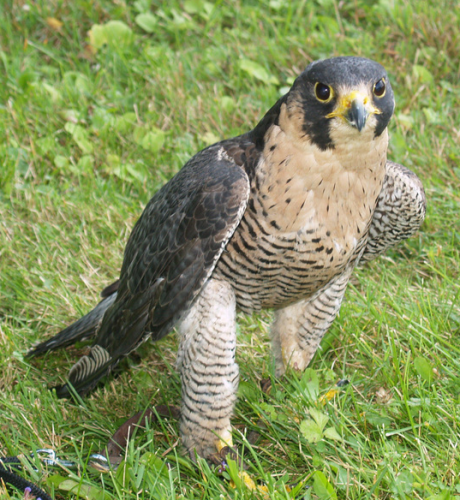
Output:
top-left (53, 145), bottom-right (250, 397)
top-left (26, 292), bottom-right (117, 357)
top-left (100, 279), bottom-right (120, 298)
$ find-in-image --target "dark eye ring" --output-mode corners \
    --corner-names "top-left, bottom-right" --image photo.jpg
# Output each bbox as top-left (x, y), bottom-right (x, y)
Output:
top-left (315, 82), bottom-right (333, 102)
top-left (373, 78), bottom-right (386, 97)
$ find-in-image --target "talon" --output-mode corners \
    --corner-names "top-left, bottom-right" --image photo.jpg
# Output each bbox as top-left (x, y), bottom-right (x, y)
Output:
top-left (209, 445), bottom-right (237, 467)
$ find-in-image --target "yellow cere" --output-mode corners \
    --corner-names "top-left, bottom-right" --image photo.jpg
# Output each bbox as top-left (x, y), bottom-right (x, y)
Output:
top-left (326, 90), bottom-right (382, 120)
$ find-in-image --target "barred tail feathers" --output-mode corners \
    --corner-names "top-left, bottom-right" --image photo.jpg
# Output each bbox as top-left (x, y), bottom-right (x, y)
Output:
top-left (54, 344), bottom-right (114, 398)
top-left (54, 278), bottom-right (165, 398)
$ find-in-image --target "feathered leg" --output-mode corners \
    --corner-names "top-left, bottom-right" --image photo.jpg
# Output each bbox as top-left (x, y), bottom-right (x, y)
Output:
top-left (176, 278), bottom-right (239, 459)
top-left (271, 268), bottom-right (353, 376)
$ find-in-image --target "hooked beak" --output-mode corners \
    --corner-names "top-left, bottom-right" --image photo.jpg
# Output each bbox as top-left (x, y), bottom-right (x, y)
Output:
top-left (326, 91), bottom-right (381, 132)
top-left (347, 98), bottom-right (367, 132)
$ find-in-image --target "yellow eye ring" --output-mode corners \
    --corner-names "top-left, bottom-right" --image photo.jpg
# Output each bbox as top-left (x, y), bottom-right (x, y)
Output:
top-left (373, 78), bottom-right (386, 98)
top-left (315, 82), bottom-right (334, 103)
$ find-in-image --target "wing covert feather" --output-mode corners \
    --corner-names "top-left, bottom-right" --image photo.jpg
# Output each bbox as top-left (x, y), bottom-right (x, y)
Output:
top-left (59, 148), bottom-right (250, 396)
top-left (106, 150), bottom-right (250, 349)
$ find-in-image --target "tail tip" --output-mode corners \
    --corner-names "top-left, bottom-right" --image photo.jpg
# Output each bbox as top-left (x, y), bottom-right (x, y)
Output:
top-left (52, 383), bottom-right (71, 399)
top-left (26, 339), bottom-right (59, 358)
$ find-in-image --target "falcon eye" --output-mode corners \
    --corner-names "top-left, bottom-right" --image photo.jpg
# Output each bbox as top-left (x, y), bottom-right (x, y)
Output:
top-left (373, 78), bottom-right (386, 97)
top-left (315, 82), bottom-right (333, 103)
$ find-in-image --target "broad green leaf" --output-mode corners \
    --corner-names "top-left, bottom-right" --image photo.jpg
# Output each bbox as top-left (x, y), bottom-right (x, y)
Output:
top-left (64, 122), bottom-right (78, 136)
top-left (36, 135), bottom-right (55, 154)
top-left (313, 471), bottom-right (337, 500)
top-left (134, 0), bottom-right (152, 13)
top-left (88, 23), bottom-right (107, 50)
top-left (133, 126), bottom-right (147, 145)
top-left (309, 408), bottom-right (329, 431)
top-left (239, 59), bottom-right (268, 81)
top-left (200, 131), bottom-right (220, 145)
top-left (413, 64), bottom-right (434, 84)
top-left (141, 128), bottom-right (165, 153)
top-left (184, 0), bottom-right (206, 14)
top-left (423, 107), bottom-right (440, 124)
top-left (58, 479), bottom-right (111, 499)
top-left (220, 96), bottom-right (236, 113)
top-left (2, 147), bottom-right (28, 180)
top-left (115, 112), bottom-right (137, 134)
top-left (140, 452), bottom-right (170, 479)
top-left (41, 82), bottom-right (62, 102)
top-left (106, 154), bottom-right (121, 168)
top-left (260, 402), bottom-right (278, 420)
top-left (426, 492), bottom-right (453, 500)
top-left (135, 13), bottom-right (157, 33)
top-left (330, 464), bottom-right (348, 489)
top-left (392, 470), bottom-right (413, 495)
top-left (144, 45), bottom-right (165, 61)
top-left (300, 419), bottom-right (323, 443)
top-left (269, 0), bottom-right (288, 11)
top-left (238, 59), bottom-right (279, 85)
top-left (183, 0), bottom-right (213, 17)
top-left (17, 69), bottom-right (35, 90)
top-left (89, 21), bottom-right (133, 51)
top-left (126, 163), bottom-right (147, 182)
top-left (105, 20), bottom-right (133, 47)
top-left (54, 155), bottom-right (69, 169)
top-left (166, 9), bottom-right (194, 30)
top-left (317, 15), bottom-right (339, 32)
top-left (366, 412), bottom-right (392, 428)
top-left (396, 113), bottom-right (414, 130)
top-left (46, 474), bottom-right (68, 488)
top-left (61, 108), bottom-right (82, 123)
top-left (323, 426), bottom-right (342, 441)
top-left (237, 381), bottom-right (259, 400)
top-left (414, 356), bottom-right (434, 383)
top-left (91, 107), bottom-right (115, 132)
top-left (65, 123), bottom-right (93, 154)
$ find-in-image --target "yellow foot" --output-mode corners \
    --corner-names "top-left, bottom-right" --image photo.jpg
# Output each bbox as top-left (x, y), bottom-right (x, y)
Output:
top-left (215, 429), bottom-right (233, 453)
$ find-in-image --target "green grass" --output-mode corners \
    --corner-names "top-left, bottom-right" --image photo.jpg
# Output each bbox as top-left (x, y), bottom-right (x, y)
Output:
top-left (1, 0), bottom-right (459, 498)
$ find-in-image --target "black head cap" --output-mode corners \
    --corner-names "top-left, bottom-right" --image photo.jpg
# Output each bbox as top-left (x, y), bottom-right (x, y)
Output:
top-left (288, 56), bottom-right (395, 150)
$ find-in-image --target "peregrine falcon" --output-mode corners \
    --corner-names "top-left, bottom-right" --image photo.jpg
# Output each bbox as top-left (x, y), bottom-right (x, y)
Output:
top-left (28, 57), bottom-right (426, 459)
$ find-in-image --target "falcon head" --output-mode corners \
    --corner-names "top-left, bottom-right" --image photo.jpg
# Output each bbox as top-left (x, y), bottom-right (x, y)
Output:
top-left (286, 56), bottom-right (395, 151)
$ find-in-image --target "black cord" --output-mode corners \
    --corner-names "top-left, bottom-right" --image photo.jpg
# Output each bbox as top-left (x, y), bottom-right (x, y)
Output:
top-left (0, 459), bottom-right (53, 500)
